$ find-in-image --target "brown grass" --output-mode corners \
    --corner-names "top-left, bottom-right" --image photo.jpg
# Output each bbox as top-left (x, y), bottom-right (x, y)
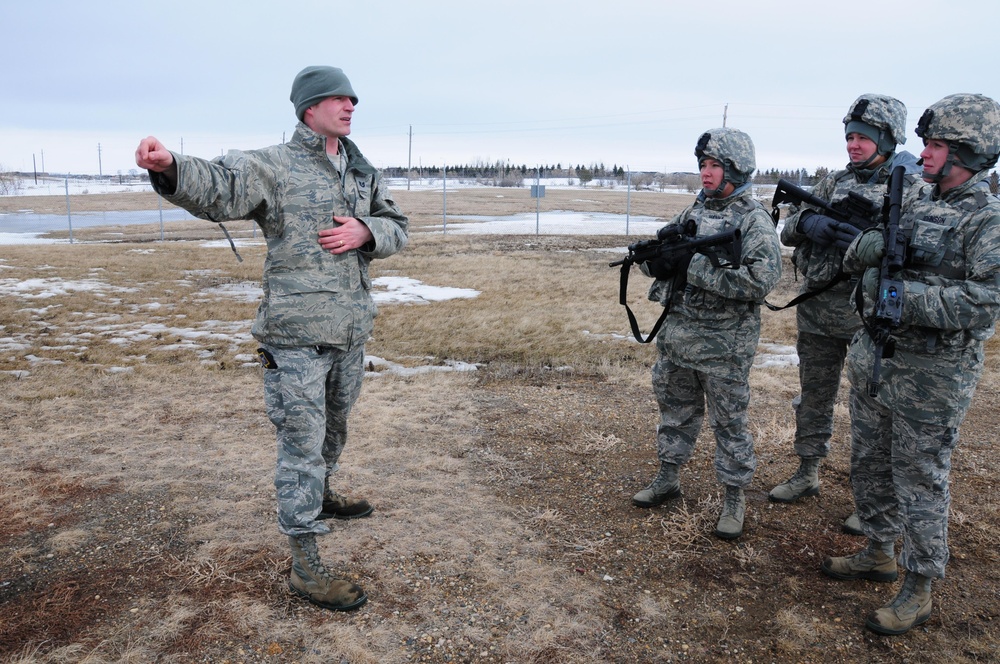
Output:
top-left (1, 187), bottom-right (998, 663)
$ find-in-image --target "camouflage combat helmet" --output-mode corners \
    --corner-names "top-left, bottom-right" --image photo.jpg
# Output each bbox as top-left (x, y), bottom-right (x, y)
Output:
top-left (695, 127), bottom-right (756, 193)
top-left (843, 93), bottom-right (908, 159)
top-left (915, 93), bottom-right (1000, 174)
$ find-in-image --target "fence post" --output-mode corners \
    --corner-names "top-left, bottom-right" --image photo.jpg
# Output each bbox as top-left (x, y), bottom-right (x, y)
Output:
top-left (64, 177), bottom-right (74, 244)
top-left (626, 167), bottom-right (632, 236)
top-left (535, 167), bottom-right (541, 235)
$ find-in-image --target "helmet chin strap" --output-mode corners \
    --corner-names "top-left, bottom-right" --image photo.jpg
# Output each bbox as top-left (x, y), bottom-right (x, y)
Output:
top-left (702, 182), bottom-right (727, 198)
top-left (849, 130), bottom-right (890, 171)
top-left (850, 152), bottom-right (881, 171)
top-left (703, 162), bottom-right (742, 198)
top-left (919, 143), bottom-right (959, 184)
top-left (699, 157), bottom-right (728, 197)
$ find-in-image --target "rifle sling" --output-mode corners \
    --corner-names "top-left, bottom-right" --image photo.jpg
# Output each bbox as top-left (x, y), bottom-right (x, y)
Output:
top-left (853, 277), bottom-right (875, 338)
top-left (619, 260), bottom-right (671, 344)
top-left (764, 271), bottom-right (850, 311)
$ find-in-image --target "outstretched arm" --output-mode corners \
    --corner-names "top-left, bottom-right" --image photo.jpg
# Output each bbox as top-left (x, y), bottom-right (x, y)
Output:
top-left (135, 136), bottom-right (178, 189)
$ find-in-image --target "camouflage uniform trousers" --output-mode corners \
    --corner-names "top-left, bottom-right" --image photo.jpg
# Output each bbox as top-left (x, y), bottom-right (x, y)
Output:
top-left (652, 357), bottom-right (757, 487)
top-left (848, 385), bottom-right (957, 579)
top-left (261, 342), bottom-right (366, 537)
top-left (792, 330), bottom-right (850, 458)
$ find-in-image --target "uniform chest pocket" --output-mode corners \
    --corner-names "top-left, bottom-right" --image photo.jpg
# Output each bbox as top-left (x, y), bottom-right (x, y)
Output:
top-left (908, 218), bottom-right (953, 267)
top-left (696, 215), bottom-right (729, 237)
top-left (349, 178), bottom-right (373, 215)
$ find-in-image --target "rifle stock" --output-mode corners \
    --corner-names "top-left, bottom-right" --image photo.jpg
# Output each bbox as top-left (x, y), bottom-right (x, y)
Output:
top-left (771, 179), bottom-right (880, 231)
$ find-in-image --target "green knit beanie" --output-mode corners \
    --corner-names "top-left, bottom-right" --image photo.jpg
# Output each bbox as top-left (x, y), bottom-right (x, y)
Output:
top-left (290, 66), bottom-right (358, 121)
top-left (845, 120), bottom-right (881, 146)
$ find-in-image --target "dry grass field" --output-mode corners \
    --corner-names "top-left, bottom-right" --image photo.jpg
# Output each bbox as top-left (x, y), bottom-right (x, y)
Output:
top-left (1, 187), bottom-right (998, 663)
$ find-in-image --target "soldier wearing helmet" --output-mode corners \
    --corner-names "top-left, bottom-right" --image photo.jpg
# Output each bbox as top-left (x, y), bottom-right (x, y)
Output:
top-left (914, 92), bottom-right (1000, 185)
top-left (770, 94), bottom-right (921, 537)
top-left (694, 127), bottom-right (757, 197)
top-left (843, 93), bottom-right (909, 171)
top-left (631, 128), bottom-right (782, 541)
top-left (828, 93), bottom-right (1000, 635)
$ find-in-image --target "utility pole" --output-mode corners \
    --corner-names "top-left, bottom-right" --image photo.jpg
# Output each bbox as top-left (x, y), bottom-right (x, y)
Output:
top-left (41, 149), bottom-right (45, 173)
top-left (722, 104), bottom-right (728, 128)
top-left (407, 125), bottom-right (412, 191)
top-left (97, 143), bottom-right (103, 176)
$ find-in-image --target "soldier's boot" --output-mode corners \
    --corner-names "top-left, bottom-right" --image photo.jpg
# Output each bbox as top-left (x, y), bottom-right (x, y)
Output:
top-left (632, 462), bottom-right (681, 508)
top-left (821, 540), bottom-right (898, 582)
top-left (714, 486), bottom-right (746, 540)
top-left (842, 512), bottom-right (864, 535)
top-left (288, 534), bottom-right (368, 612)
top-left (865, 572), bottom-right (933, 635)
top-left (768, 456), bottom-right (821, 503)
top-left (318, 489), bottom-right (374, 520)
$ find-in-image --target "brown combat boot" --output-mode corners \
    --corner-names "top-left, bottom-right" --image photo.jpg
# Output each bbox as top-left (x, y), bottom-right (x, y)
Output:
top-left (318, 489), bottom-right (374, 520)
top-left (288, 534), bottom-right (367, 611)
top-left (866, 572), bottom-right (932, 635)
top-left (821, 541), bottom-right (897, 582)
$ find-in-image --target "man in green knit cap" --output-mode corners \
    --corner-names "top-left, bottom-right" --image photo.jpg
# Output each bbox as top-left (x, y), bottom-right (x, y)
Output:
top-left (136, 66), bottom-right (409, 612)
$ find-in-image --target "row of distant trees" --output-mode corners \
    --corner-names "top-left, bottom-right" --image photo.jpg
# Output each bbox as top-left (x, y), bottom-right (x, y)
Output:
top-left (383, 160), bottom-right (1000, 194)
top-left (379, 160), bottom-right (814, 191)
top-left (379, 161), bottom-right (850, 190)
top-left (3, 162), bottom-right (998, 195)
top-left (380, 161), bottom-right (637, 188)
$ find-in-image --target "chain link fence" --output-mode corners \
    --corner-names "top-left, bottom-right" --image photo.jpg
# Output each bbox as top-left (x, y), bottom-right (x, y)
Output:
top-left (0, 172), bottom-right (786, 245)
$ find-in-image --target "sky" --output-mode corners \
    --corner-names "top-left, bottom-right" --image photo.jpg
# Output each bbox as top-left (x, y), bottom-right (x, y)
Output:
top-left (2, 0), bottom-right (997, 177)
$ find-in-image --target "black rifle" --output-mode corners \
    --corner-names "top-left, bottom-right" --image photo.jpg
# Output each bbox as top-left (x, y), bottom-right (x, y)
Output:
top-left (770, 178), bottom-right (881, 231)
top-left (610, 219), bottom-right (742, 343)
top-left (764, 180), bottom-right (882, 311)
top-left (859, 164), bottom-right (907, 397)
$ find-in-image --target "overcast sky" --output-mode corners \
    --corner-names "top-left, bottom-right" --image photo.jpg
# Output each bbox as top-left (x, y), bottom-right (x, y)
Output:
top-left (2, 0), bottom-right (997, 178)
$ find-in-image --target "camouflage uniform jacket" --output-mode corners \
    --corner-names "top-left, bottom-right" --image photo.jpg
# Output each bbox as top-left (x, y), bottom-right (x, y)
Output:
top-left (151, 124), bottom-right (409, 349)
top-left (844, 170), bottom-right (1000, 425)
top-left (780, 151), bottom-right (920, 337)
top-left (648, 184), bottom-right (782, 380)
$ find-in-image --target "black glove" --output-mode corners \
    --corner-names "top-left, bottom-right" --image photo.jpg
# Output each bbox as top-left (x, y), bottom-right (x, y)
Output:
top-left (829, 220), bottom-right (863, 251)
top-left (797, 211), bottom-right (840, 247)
top-left (646, 249), bottom-right (694, 281)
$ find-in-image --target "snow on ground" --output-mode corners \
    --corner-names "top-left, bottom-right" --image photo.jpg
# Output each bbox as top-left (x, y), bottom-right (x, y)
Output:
top-left (0, 232), bottom-right (72, 245)
top-left (0, 179), bottom-right (797, 376)
top-left (0, 263), bottom-right (490, 378)
top-left (429, 210), bottom-right (665, 236)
